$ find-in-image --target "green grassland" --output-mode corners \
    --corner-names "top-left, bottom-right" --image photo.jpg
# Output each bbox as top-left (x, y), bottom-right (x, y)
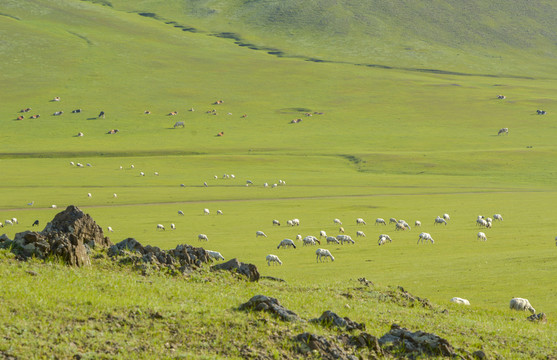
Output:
top-left (1, 0), bottom-right (557, 358)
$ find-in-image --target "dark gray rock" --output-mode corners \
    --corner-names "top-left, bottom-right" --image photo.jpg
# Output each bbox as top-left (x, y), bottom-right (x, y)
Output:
top-left (238, 295), bottom-right (300, 322)
top-left (310, 310), bottom-right (365, 331)
top-left (378, 323), bottom-right (456, 357)
top-left (211, 258), bottom-right (259, 281)
top-left (293, 332), bottom-right (358, 360)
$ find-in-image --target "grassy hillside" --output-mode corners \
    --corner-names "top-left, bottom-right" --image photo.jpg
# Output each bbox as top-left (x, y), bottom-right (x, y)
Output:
top-left (1, 0), bottom-right (557, 358)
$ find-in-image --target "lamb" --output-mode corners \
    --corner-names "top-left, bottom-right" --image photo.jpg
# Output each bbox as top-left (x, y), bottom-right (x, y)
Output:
top-left (107, 226), bottom-right (114, 232)
top-left (316, 248), bottom-right (335, 262)
top-left (509, 298), bottom-right (536, 314)
top-left (319, 230), bottom-right (327, 238)
top-left (434, 216), bottom-right (447, 226)
top-left (338, 227), bottom-right (345, 233)
top-left (198, 234), bottom-right (209, 241)
top-left (204, 208), bottom-right (210, 215)
top-left (450, 297), bottom-right (470, 305)
top-left (207, 250), bottom-right (225, 261)
top-left (171, 223), bottom-right (176, 230)
top-left (333, 218), bottom-right (342, 225)
top-left (156, 224), bottom-right (165, 231)
top-left (291, 218), bottom-right (300, 226)
top-left (375, 218), bottom-right (386, 225)
top-left (477, 232), bottom-right (487, 241)
top-left (178, 210), bottom-right (184, 215)
top-left (336, 234), bottom-right (355, 245)
top-left (415, 220), bottom-right (421, 227)
top-left (356, 231), bottom-right (366, 237)
top-left (217, 210), bottom-right (223, 215)
top-left (296, 234), bottom-right (302, 241)
top-left (277, 238), bottom-right (296, 249)
top-left (418, 232), bottom-right (434, 244)
top-left (493, 214), bottom-right (503, 221)
top-left (356, 218), bottom-right (366, 225)
top-left (443, 214), bottom-right (450, 221)
top-left (256, 231), bottom-right (267, 238)
top-left (266, 254), bottom-right (282, 266)
top-left (326, 236), bottom-right (340, 244)
top-left (272, 219), bottom-right (281, 226)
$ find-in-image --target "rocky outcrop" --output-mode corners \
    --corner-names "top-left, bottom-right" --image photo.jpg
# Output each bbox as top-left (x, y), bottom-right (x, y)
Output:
top-left (310, 310), bottom-right (365, 331)
top-left (238, 295), bottom-right (300, 322)
top-left (378, 323), bottom-right (456, 357)
top-left (294, 333), bottom-right (359, 360)
top-left (0, 206), bottom-right (112, 267)
top-left (211, 258), bottom-right (259, 281)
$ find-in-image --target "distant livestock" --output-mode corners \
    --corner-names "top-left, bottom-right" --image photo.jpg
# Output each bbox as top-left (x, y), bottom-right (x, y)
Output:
top-left (336, 234), bottom-right (354, 245)
top-left (156, 224), bottom-right (165, 231)
top-left (509, 298), bottom-right (536, 314)
top-left (378, 234), bottom-right (392, 246)
top-left (498, 128), bottom-right (509, 135)
top-left (256, 231), bottom-right (267, 238)
top-left (356, 218), bottom-right (366, 225)
top-left (266, 254), bottom-right (282, 266)
top-left (418, 232), bottom-right (434, 244)
top-left (272, 219), bottom-right (281, 226)
top-left (174, 121), bottom-right (185, 128)
top-left (198, 234), bottom-right (209, 241)
top-left (536, 110), bottom-right (547, 115)
top-left (497, 95), bottom-right (506, 99)
top-left (277, 239), bottom-right (296, 249)
top-left (375, 218), bottom-right (386, 225)
top-left (451, 297), bottom-right (470, 305)
top-left (434, 216), bottom-right (447, 226)
top-left (415, 220), bottom-right (421, 227)
top-left (389, 218), bottom-right (397, 224)
top-left (326, 236), bottom-right (340, 244)
top-left (356, 231), bottom-right (366, 237)
top-left (493, 214), bottom-right (503, 221)
top-left (316, 248), bottom-right (335, 262)
top-left (333, 218), bottom-right (342, 225)
top-left (477, 232), bottom-right (487, 241)
top-left (207, 250), bottom-right (225, 261)
top-left (204, 208), bottom-right (210, 215)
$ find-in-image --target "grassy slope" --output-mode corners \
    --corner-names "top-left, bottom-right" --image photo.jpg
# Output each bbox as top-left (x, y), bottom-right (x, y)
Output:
top-left (1, 0), bottom-right (557, 358)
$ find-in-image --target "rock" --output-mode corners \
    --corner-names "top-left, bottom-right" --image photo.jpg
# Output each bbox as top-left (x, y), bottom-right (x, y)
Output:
top-left (472, 350), bottom-right (488, 359)
top-left (293, 332), bottom-right (358, 360)
top-left (108, 238), bottom-right (145, 256)
top-left (211, 258), bottom-right (259, 281)
top-left (238, 295), bottom-right (300, 322)
top-left (346, 332), bottom-right (383, 355)
top-left (378, 323), bottom-right (456, 357)
top-left (526, 313), bottom-right (547, 323)
top-left (310, 310), bottom-right (365, 331)
top-left (42, 205), bottom-right (112, 249)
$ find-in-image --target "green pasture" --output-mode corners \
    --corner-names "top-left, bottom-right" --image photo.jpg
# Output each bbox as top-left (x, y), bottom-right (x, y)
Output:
top-left (1, 1), bottom-right (557, 355)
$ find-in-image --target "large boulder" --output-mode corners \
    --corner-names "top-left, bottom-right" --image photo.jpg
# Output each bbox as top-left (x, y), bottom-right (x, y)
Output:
top-left (238, 295), bottom-right (300, 322)
top-left (211, 258), bottom-right (259, 281)
top-left (378, 323), bottom-right (456, 357)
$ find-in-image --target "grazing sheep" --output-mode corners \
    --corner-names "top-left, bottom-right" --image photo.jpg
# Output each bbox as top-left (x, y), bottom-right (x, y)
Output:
top-left (316, 248), bottom-right (335, 262)
top-left (477, 232), bottom-right (487, 241)
top-left (450, 297), bottom-right (470, 305)
top-left (107, 226), bottom-right (114, 232)
top-left (497, 95), bottom-right (506, 99)
top-left (291, 218), bottom-right (300, 226)
top-left (443, 214), bottom-right (450, 221)
top-left (338, 226), bottom-right (345, 233)
top-left (4, 219), bottom-right (13, 226)
top-left (156, 224), bottom-right (165, 231)
top-left (198, 234), bottom-right (209, 241)
top-left (336, 234), bottom-right (354, 245)
top-left (256, 231), bottom-right (267, 238)
top-left (319, 230), bottom-right (327, 238)
top-left (207, 250), bottom-right (225, 261)
top-left (333, 218), bottom-right (342, 225)
top-left (389, 218), bottom-right (397, 224)
top-left (375, 218), bottom-right (386, 225)
top-left (326, 236), bottom-right (340, 244)
top-left (217, 210), bottom-right (223, 215)
top-left (266, 254), bottom-right (282, 266)
top-left (51, 205), bottom-right (57, 208)
top-left (32, 220), bottom-right (39, 227)
top-left (204, 182), bottom-right (208, 187)
top-left (272, 219), bottom-right (281, 226)
top-left (87, 193), bottom-right (92, 198)
top-left (76, 163), bottom-right (84, 167)
top-left (113, 193), bottom-right (118, 198)
top-left (434, 216), bottom-right (447, 226)
top-left (356, 218), bottom-right (366, 225)
top-left (170, 223), bottom-right (176, 230)
top-left (415, 220), bottom-right (421, 227)
top-left (287, 220), bottom-right (294, 226)
top-left (493, 214), bottom-right (503, 221)
top-left (395, 222), bottom-right (410, 231)
top-left (498, 128), bottom-right (509, 135)
top-left (204, 208), bottom-right (210, 215)
top-left (509, 298), bottom-right (536, 314)
top-left (418, 232), bottom-right (434, 244)
top-left (536, 110), bottom-right (547, 115)
top-left (11, 218), bottom-right (18, 224)
top-left (378, 236), bottom-right (391, 246)
top-left (140, 172), bottom-right (145, 176)
top-left (296, 234), bottom-right (302, 241)
top-left (476, 218), bottom-right (488, 227)
top-left (356, 230), bottom-right (366, 237)
top-left (0, 223), bottom-right (3, 228)
top-left (178, 210), bottom-right (184, 215)
top-left (303, 236), bottom-right (321, 246)
top-left (277, 238), bottom-right (296, 249)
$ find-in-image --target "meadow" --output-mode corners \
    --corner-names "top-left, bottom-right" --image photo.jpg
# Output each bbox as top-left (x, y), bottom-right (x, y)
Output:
top-left (1, 0), bottom-right (557, 358)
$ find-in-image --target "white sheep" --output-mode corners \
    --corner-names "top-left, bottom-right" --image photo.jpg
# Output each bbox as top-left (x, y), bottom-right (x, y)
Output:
top-left (272, 219), bottom-right (281, 226)
top-left (418, 232), bottom-right (434, 244)
top-left (198, 234), bottom-right (209, 241)
top-left (333, 218), bottom-right (342, 225)
top-left (256, 231), bottom-right (267, 238)
top-left (450, 297), bottom-right (470, 305)
top-left (356, 218), bottom-right (366, 225)
top-left (87, 193), bottom-right (92, 198)
top-left (356, 231), bottom-right (366, 237)
top-left (107, 226), bottom-right (114, 232)
top-left (113, 193), bottom-right (118, 198)
top-left (291, 218), bottom-right (300, 226)
top-left (319, 230), bottom-right (327, 238)
top-left (303, 236), bottom-right (320, 246)
top-left (77, 163), bottom-right (84, 167)
top-left (493, 214), bottom-right (503, 221)
top-left (156, 224), bottom-right (165, 231)
top-left (296, 234), bottom-right (302, 241)
top-left (477, 232), bottom-right (487, 241)
top-left (415, 220), bottom-right (421, 227)
top-left (378, 234), bottom-right (392, 246)
top-left (389, 218), bottom-right (397, 224)
top-left (217, 210), bottom-right (223, 215)
top-left (11, 218), bottom-right (18, 224)
top-left (336, 234), bottom-right (354, 245)
top-left (375, 218), bottom-right (386, 225)
top-left (443, 213), bottom-right (450, 221)
top-left (287, 220), bottom-right (294, 226)
top-left (316, 248), bottom-right (335, 262)
top-left (171, 223), bottom-right (176, 230)
top-left (178, 210), bottom-right (184, 215)
top-left (207, 250), bottom-right (225, 261)
top-left (434, 216), bottom-right (447, 226)
top-left (140, 172), bottom-right (145, 176)
top-left (476, 218), bottom-right (488, 227)
top-left (203, 208), bottom-right (210, 215)
top-left (277, 238), bottom-right (296, 249)
top-left (509, 298), bottom-right (536, 314)
top-left (338, 226), bottom-right (345, 233)
top-left (4, 219), bottom-right (13, 226)
top-left (266, 254), bottom-right (282, 266)
top-left (395, 222), bottom-right (410, 231)
top-left (326, 236), bottom-right (340, 244)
